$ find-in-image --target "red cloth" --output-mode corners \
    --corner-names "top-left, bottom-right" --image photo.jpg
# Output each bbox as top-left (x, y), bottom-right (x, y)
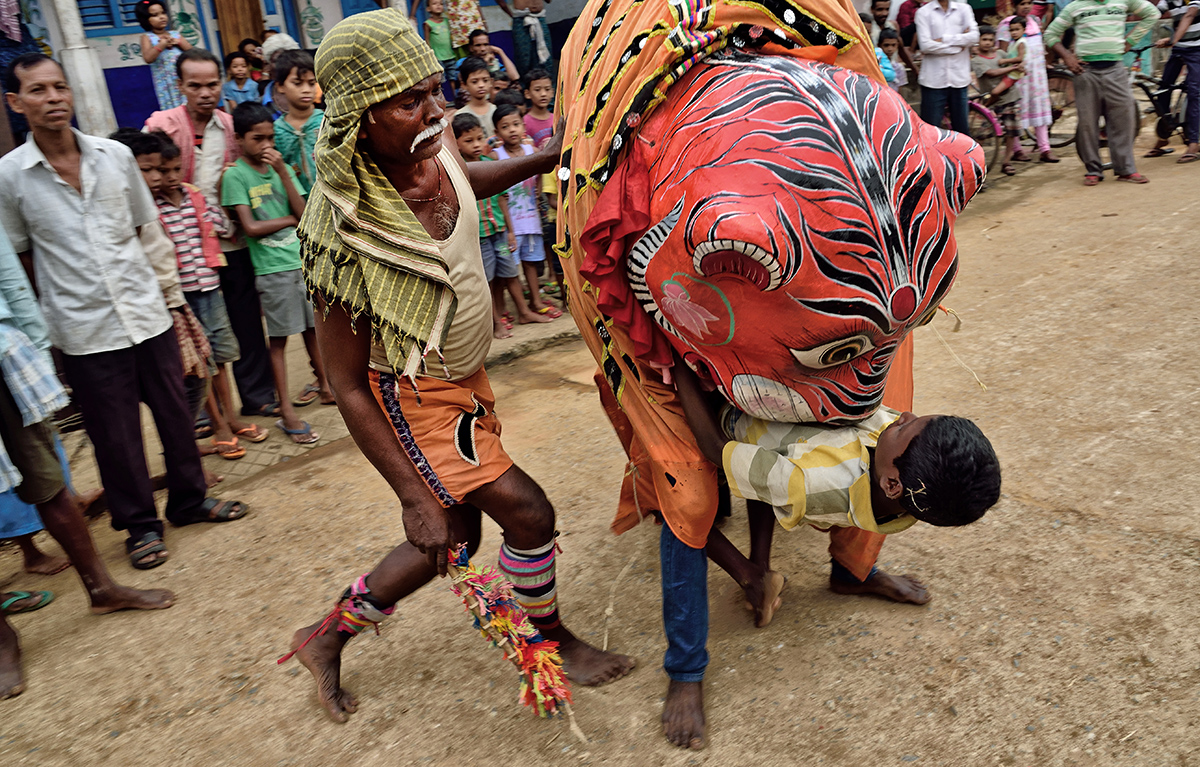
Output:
top-left (143, 105), bottom-right (238, 186)
top-left (897, 0), bottom-right (923, 29)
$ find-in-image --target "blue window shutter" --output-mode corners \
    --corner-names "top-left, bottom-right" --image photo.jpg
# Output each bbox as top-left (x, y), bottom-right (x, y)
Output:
top-left (78, 0), bottom-right (116, 29)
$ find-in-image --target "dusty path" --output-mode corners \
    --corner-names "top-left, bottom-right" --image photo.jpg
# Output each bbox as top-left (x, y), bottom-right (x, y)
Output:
top-left (2, 147), bottom-right (1199, 766)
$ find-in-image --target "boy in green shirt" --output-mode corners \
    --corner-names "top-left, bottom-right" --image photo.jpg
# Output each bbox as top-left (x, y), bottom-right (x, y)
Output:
top-left (221, 103), bottom-right (331, 445)
top-left (272, 50), bottom-right (323, 193)
top-left (1044, 0), bottom-right (1158, 184)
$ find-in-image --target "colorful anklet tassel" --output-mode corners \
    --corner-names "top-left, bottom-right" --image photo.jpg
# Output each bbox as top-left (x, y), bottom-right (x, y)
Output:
top-left (278, 574), bottom-right (395, 664)
top-left (447, 544), bottom-right (576, 722)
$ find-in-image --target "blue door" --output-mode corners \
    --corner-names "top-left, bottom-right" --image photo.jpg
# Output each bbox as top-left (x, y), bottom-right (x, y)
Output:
top-left (340, 0), bottom-right (381, 17)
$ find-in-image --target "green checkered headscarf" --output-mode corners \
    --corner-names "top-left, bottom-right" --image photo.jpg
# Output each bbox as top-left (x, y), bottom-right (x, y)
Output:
top-left (297, 8), bottom-right (451, 380)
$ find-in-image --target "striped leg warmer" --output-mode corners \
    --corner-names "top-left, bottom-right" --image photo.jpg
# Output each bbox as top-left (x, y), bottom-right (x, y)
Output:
top-left (498, 537), bottom-right (561, 632)
top-left (335, 574), bottom-right (396, 638)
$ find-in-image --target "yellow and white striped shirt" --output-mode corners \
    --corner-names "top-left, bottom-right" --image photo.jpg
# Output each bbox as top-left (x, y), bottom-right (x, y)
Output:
top-left (721, 406), bottom-right (918, 535)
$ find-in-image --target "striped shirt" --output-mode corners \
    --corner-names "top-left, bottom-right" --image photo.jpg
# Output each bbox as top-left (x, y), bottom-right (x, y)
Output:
top-left (1159, 0), bottom-right (1200, 47)
top-left (1044, 0), bottom-right (1159, 61)
top-left (156, 192), bottom-right (221, 293)
top-left (720, 406), bottom-right (918, 535)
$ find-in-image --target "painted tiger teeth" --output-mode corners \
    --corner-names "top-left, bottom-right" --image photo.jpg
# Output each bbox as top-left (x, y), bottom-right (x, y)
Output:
top-left (692, 240), bottom-right (782, 290)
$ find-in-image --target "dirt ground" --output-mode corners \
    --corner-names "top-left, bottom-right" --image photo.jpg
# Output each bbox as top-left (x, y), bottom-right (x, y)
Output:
top-left (3, 140), bottom-right (1199, 767)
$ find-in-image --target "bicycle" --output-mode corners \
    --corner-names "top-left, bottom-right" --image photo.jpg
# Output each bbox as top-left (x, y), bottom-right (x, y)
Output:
top-left (1129, 46), bottom-right (1188, 144)
top-left (1044, 65), bottom-right (1077, 147)
top-left (942, 93), bottom-right (1005, 175)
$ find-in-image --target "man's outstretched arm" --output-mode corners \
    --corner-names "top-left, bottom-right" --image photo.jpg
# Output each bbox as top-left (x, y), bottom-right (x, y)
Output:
top-left (462, 122), bottom-right (563, 199)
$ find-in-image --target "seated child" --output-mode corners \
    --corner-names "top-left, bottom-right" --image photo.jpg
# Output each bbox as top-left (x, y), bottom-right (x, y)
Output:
top-left (674, 355), bottom-right (1001, 628)
top-left (221, 102), bottom-right (333, 445)
top-left (272, 50), bottom-right (323, 194)
top-left (493, 104), bottom-right (562, 318)
top-left (154, 133), bottom-right (270, 457)
top-left (973, 26), bottom-right (1024, 175)
top-left (451, 112), bottom-right (549, 338)
top-left (222, 51), bottom-right (259, 112)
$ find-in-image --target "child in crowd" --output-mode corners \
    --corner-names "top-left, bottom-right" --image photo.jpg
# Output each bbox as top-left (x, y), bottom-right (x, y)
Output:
top-left (222, 51), bottom-right (259, 112)
top-left (493, 104), bottom-right (561, 318)
top-left (973, 26), bottom-right (1024, 175)
top-left (674, 355), bottom-right (1001, 628)
top-left (221, 103), bottom-right (332, 445)
top-left (110, 129), bottom-right (221, 468)
top-left (879, 29), bottom-right (908, 91)
top-left (997, 0), bottom-right (1058, 163)
top-left (986, 16), bottom-right (1027, 104)
top-left (136, 0), bottom-right (192, 110)
top-left (414, 0), bottom-right (457, 99)
top-left (238, 38), bottom-right (265, 80)
top-left (272, 50), bottom-right (323, 194)
top-left (523, 68), bottom-right (554, 148)
top-left (492, 73), bottom-right (512, 96)
top-left (452, 113), bottom-right (548, 338)
top-left (491, 88), bottom-right (525, 111)
top-left (458, 57), bottom-right (496, 136)
top-left (154, 133), bottom-right (270, 457)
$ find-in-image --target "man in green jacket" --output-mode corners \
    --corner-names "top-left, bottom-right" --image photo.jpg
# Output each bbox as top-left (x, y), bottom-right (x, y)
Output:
top-left (1045, 0), bottom-right (1159, 184)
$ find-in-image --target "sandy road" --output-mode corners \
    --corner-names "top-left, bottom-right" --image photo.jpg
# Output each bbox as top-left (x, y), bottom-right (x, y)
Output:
top-left (1, 145), bottom-right (1199, 766)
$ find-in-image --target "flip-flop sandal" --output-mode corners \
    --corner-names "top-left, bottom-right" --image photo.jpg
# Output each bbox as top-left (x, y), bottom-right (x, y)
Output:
top-left (1144, 147), bottom-right (1175, 157)
top-left (241, 402), bottom-right (282, 418)
top-left (1176, 153), bottom-right (1199, 164)
top-left (1117, 173), bottom-right (1150, 184)
top-left (534, 305), bottom-right (564, 319)
top-left (235, 424), bottom-right (269, 443)
top-left (276, 418), bottom-right (319, 444)
top-left (194, 424), bottom-right (214, 440)
top-left (127, 533), bottom-right (169, 570)
top-left (1083, 174), bottom-right (1102, 186)
top-left (211, 437), bottom-right (246, 460)
top-left (292, 383), bottom-right (320, 407)
top-left (1011, 152), bottom-right (1033, 162)
top-left (1, 590), bottom-right (54, 615)
top-left (1002, 163), bottom-right (1017, 176)
top-left (198, 498), bottom-right (249, 522)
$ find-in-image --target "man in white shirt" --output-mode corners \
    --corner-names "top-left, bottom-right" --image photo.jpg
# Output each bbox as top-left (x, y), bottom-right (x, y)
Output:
top-left (915, 0), bottom-right (979, 133)
top-left (0, 53), bottom-right (247, 570)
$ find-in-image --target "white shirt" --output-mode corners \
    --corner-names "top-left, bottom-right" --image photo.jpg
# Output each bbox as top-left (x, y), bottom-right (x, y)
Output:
top-left (192, 115), bottom-right (244, 253)
top-left (0, 130), bottom-right (171, 355)
top-left (915, 0), bottom-right (980, 88)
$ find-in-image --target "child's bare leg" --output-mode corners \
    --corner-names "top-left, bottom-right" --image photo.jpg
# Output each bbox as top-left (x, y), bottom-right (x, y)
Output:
top-left (0, 615), bottom-right (22, 699)
top-left (522, 260), bottom-right (547, 312)
top-left (707, 522), bottom-right (785, 628)
top-left (15, 533), bottom-right (70, 575)
top-left (746, 499), bottom-right (775, 571)
top-left (491, 280), bottom-right (513, 339)
top-left (300, 329), bottom-right (335, 403)
top-left (204, 385), bottom-right (241, 456)
top-left (213, 365), bottom-right (257, 436)
top-left (508, 277), bottom-right (550, 324)
top-left (270, 338), bottom-right (303, 434)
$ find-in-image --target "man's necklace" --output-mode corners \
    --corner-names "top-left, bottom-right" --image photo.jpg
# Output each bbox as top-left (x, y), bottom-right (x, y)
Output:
top-left (401, 161), bottom-right (444, 203)
top-left (402, 160), bottom-right (456, 236)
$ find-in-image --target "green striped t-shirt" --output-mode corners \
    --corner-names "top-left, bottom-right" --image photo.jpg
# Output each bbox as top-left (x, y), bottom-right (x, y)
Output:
top-left (1043, 0), bottom-right (1160, 61)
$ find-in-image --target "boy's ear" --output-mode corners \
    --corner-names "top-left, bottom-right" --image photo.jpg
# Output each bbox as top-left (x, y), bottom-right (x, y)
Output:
top-left (878, 468), bottom-right (904, 500)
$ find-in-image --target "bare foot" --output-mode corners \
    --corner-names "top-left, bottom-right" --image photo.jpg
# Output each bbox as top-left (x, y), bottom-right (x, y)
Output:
top-left (742, 570), bottom-right (786, 628)
top-left (829, 569), bottom-right (930, 604)
top-left (23, 550), bottom-right (71, 576)
top-left (551, 629), bottom-right (636, 686)
top-left (203, 469), bottom-right (224, 488)
top-left (662, 679), bottom-right (705, 749)
top-left (290, 623), bottom-right (357, 723)
top-left (199, 442), bottom-right (219, 456)
top-left (0, 621), bottom-right (24, 700)
top-left (517, 310), bottom-right (552, 324)
top-left (89, 585), bottom-right (175, 615)
top-left (493, 323), bottom-right (513, 339)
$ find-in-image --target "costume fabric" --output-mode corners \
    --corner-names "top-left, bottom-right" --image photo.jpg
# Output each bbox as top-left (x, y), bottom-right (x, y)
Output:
top-left (298, 8), bottom-right (454, 382)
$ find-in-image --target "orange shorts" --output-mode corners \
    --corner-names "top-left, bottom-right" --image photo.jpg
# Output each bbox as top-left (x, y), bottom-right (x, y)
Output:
top-left (368, 367), bottom-right (513, 508)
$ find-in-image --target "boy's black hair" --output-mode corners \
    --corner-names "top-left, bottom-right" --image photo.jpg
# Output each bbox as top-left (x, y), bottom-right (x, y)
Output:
top-left (858, 12), bottom-right (873, 27)
top-left (493, 73), bottom-right (511, 86)
top-left (1010, 15), bottom-right (1027, 28)
top-left (522, 67), bottom-right (552, 90)
top-left (4, 52), bottom-right (56, 94)
top-left (871, 0), bottom-right (890, 7)
top-left (468, 29), bottom-right (488, 45)
top-left (176, 48), bottom-right (221, 81)
top-left (493, 103), bottom-right (522, 129)
top-left (894, 416), bottom-right (1001, 527)
top-left (491, 89), bottom-right (525, 109)
top-left (151, 130), bottom-right (181, 160)
top-left (232, 101), bottom-right (275, 136)
top-left (133, 0), bottom-right (166, 32)
top-left (458, 56), bottom-right (490, 84)
top-left (238, 37), bottom-right (260, 51)
top-left (879, 28), bottom-right (900, 43)
top-left (109, 127), bottom-right (164, 158)
top-left (978, 24), bottom-right (996, 37)
top-left (451, 111), bottom-right (483, 138)
top-left (224, 50), bottom-right (249, 71)
top-left (272, 49), bottom-right (315, 86)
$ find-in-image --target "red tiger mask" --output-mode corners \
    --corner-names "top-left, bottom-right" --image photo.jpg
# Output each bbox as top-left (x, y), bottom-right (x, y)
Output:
top-left (625, 51), bottom-right (984, 422)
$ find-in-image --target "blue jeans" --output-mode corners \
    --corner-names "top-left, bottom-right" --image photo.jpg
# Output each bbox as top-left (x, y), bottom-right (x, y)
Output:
top-left (661, 521), bottom-right (708, 682)
top-left (1159, 46), bottom-right (1200, 145)
top-left (920, 85), bottom-right (970, 136)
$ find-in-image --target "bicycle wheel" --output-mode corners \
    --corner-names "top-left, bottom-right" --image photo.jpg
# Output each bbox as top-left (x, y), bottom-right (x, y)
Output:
top-left (1046, 70), bottom-right (1077, 148)
top-left (967, 101), bottom-right (1003, 175)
